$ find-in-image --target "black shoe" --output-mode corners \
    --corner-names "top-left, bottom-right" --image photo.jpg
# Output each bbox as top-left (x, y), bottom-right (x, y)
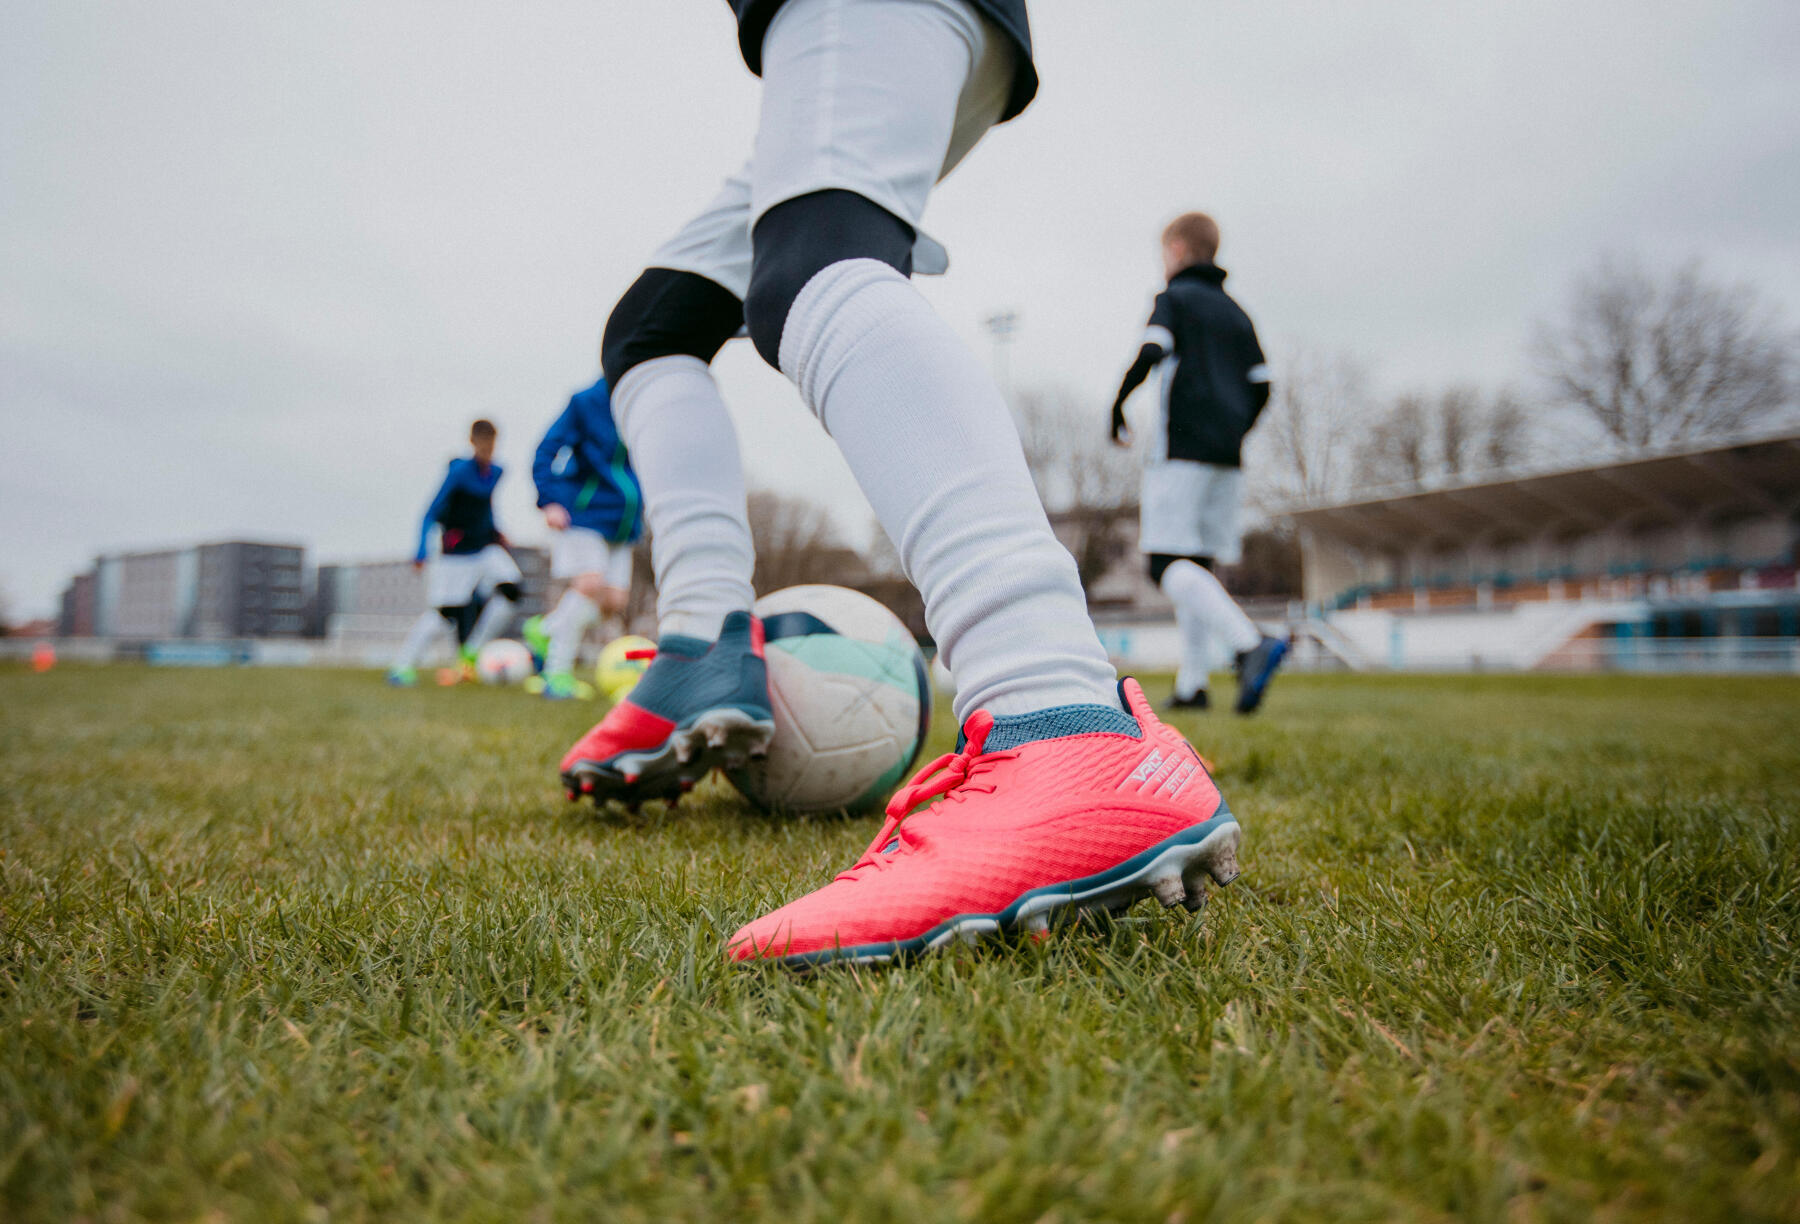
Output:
top-left (1164, 690), bottom-right (1210, 712)
top-left (1233, 635), bottom-right (1289, 715)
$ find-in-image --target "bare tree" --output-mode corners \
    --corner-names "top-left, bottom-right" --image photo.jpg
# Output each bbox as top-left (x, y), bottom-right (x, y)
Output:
top-left (1013, 386), bottom-right (1137, 513)
top-left (1356, 385), bottom-right (1538, 490)
top-left (1011, 386), bottom-right (1138, 588)
top-left (1359, 392), bottom-right (1432, 487)
top-left (744, 488), bottom-right (859, 595)
top-left (1243, 343), bottom-right (1372, 510)
top-left (860, 514), bottom-right (905, 578)
top-left (1436, 386), bottom-right (1481, 476)
top-left (1534, 255), bottom-right (1795, 452)
top-left (1482, 391), bottom-right (1530, 471)
top-left (1221, 527), bottom-right (1304, 598)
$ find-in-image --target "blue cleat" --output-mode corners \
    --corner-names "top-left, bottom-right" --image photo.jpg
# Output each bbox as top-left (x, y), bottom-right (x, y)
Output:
top-left (1233, 635), bottom-right (1288, 715)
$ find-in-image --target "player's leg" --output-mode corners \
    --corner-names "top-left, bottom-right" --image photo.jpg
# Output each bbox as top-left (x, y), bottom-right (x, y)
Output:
top-left (413, 553), bottom-right (484, 681)
top-left (543, 565), bottom-right (635, 701)
top-left (539, 528), bottom-right (604, 697)
top-left (542, 583), bottom-right (598, 675)
top-left (462, 547), bottom-right (522, 657)
top-left (464, 588), bottom-right (517, 654)
top-left (559, 191), bottom-right (774, 800)
top-left (1151, 554), bottom-right (1215, 709)
top-left (388, 608), bottom-right (449, 685)
top-left (1160, 558), bottom-right (1258, 661)
top-left (538, 583), bottom-right (598, 699)
top-left (446, 596), bottom-right (485, 680)
top-left (609, 184), bottom-right (758, 644)
top-left (742, 0), bottom-right (1116, 722)
top-left (451, 596), bottom-right (482, 649)
top-left (544, 534), bottom-right (630, 698)
top-left (729, 0), bottom-right (1238, 965)
top-left (1194, 463), bottom-right (1286, 714)
top-left (593, 536), bottom-right (636, 640)
top-left (1142, 461), bottom-right (1272, 709)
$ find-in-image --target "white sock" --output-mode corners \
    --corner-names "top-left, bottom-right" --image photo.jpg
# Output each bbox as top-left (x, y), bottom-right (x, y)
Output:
top-left (1170, 597), bottom-right (1212, 701)
top-left (780, 259), bottom-right (1118, 720)
top-left (1161, 560), bottom-right (1261, 657)
top-left (395, 610), bottom-right (446, 671)
top-left (465, 595), bottom-right (516, 655)
top-left (544, 588), bottom-right (599, 677)
top-left (611, 355), bottom-right (755, 641)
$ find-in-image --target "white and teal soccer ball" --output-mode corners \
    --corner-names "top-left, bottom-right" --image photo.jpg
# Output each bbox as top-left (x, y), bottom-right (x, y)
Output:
top-left (731, 585), bottom-right (931, 815)
top-left (476, 638), bottom-right (535, 685)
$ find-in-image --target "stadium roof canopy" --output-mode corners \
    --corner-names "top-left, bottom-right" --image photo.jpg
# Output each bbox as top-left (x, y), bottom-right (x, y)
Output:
top-left (1284, 432), bottom-right (1800, 550)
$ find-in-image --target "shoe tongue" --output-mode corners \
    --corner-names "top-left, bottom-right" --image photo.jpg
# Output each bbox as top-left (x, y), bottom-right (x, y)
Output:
top-left (656, 632), bottom-right (711, 658)
top-left (979, 702), bottom-right (1142, 751)
top-left (956, 710), bottom-right (996, 755)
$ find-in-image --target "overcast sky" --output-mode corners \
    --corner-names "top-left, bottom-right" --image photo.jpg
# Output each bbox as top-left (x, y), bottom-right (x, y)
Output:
top-left (3, 2), bottom-right (1797, 618)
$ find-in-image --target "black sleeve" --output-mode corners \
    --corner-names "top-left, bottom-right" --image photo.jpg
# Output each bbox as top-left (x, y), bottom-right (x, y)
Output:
top-left (1111, 343), bottom-right (1165, 428)
top-left (1112, 292), bottom-right (1174, 436)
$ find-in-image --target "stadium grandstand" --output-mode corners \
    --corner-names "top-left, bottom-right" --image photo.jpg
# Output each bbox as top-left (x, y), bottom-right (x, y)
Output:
top-left (1286, 431), bottom-right (1800, 672)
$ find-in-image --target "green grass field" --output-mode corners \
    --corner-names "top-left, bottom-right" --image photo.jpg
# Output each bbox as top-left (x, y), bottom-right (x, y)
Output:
top-left (3, 666), bottom-right (1799, 1222)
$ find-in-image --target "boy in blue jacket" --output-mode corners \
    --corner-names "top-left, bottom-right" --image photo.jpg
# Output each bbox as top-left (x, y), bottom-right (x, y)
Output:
top-left (389, 418), bottom-right (523, 685)
top-left (527, 377), bottom-right (643, 698)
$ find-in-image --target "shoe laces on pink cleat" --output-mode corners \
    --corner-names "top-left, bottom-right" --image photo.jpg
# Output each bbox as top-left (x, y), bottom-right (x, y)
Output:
top-left (836, 711), bottom-right (1015, 882)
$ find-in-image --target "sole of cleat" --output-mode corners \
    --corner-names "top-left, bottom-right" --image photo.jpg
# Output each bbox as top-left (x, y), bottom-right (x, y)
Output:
top-left (562, 707), bottom-right (775, 807)
top-left (745, 809), bottom-right (1242, 968)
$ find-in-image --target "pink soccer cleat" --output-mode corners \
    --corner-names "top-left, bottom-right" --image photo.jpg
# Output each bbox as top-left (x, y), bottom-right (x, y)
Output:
top-left (729, 678), bottom-right (1241, 966)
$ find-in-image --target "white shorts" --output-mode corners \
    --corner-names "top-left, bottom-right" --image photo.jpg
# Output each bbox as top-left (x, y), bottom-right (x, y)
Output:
top-left (551, 527), bottom-right (634, 589)
top-left (427, 544), bottom-right (520, 608)
top-left (1139, 461), bottom-right (1247, 566)
top-left (648, 0), bottom-right (1015, 300)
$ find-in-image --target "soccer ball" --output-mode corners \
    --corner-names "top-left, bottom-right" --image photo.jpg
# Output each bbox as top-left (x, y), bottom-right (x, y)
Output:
top-left (476, 639), bottom-right (535, 685)
top-left (596, 634), bottom-right (656, 703)
top-left (730, 585), bottom-right (931, 815)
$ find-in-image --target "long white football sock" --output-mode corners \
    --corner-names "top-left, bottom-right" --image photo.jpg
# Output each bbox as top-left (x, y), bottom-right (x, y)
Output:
top-left (1168, 592), bottom-right (1212, 701)
top-left (394, 610), bottom-right (447, 671)
top-left (465, 594), bottom-right (516, 655)
top-left (1161, 559), bottom-right (1262, 656)
top-left (780, 259), bottom-right (1119, 720)
top-left (544, 588), bottom-right (599, 677)
top-left (610, 355), bottom-right (755, 641)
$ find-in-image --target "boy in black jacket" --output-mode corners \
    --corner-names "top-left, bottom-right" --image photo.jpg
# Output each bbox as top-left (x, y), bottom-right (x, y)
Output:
top-left (1111, 212), bottom-right (1287, 714)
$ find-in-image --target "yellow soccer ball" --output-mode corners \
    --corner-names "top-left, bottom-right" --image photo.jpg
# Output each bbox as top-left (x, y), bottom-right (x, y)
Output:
top-left (595, 634), bottom-right (656, 703)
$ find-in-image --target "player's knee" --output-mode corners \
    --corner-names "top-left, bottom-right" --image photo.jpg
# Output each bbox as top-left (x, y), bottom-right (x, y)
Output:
top-left (571, 573), bottom-right (605, 601)
top-left (494, 581), bottom-right (522, 603)
top-left (600, 268), bottom-right (746, 389)
top-left (1149, 554), bottom-right (1214, 586)
top-left (745, 189), bottom-right (915, 369)
top-left (598, 587), bottom-right (629, 615)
